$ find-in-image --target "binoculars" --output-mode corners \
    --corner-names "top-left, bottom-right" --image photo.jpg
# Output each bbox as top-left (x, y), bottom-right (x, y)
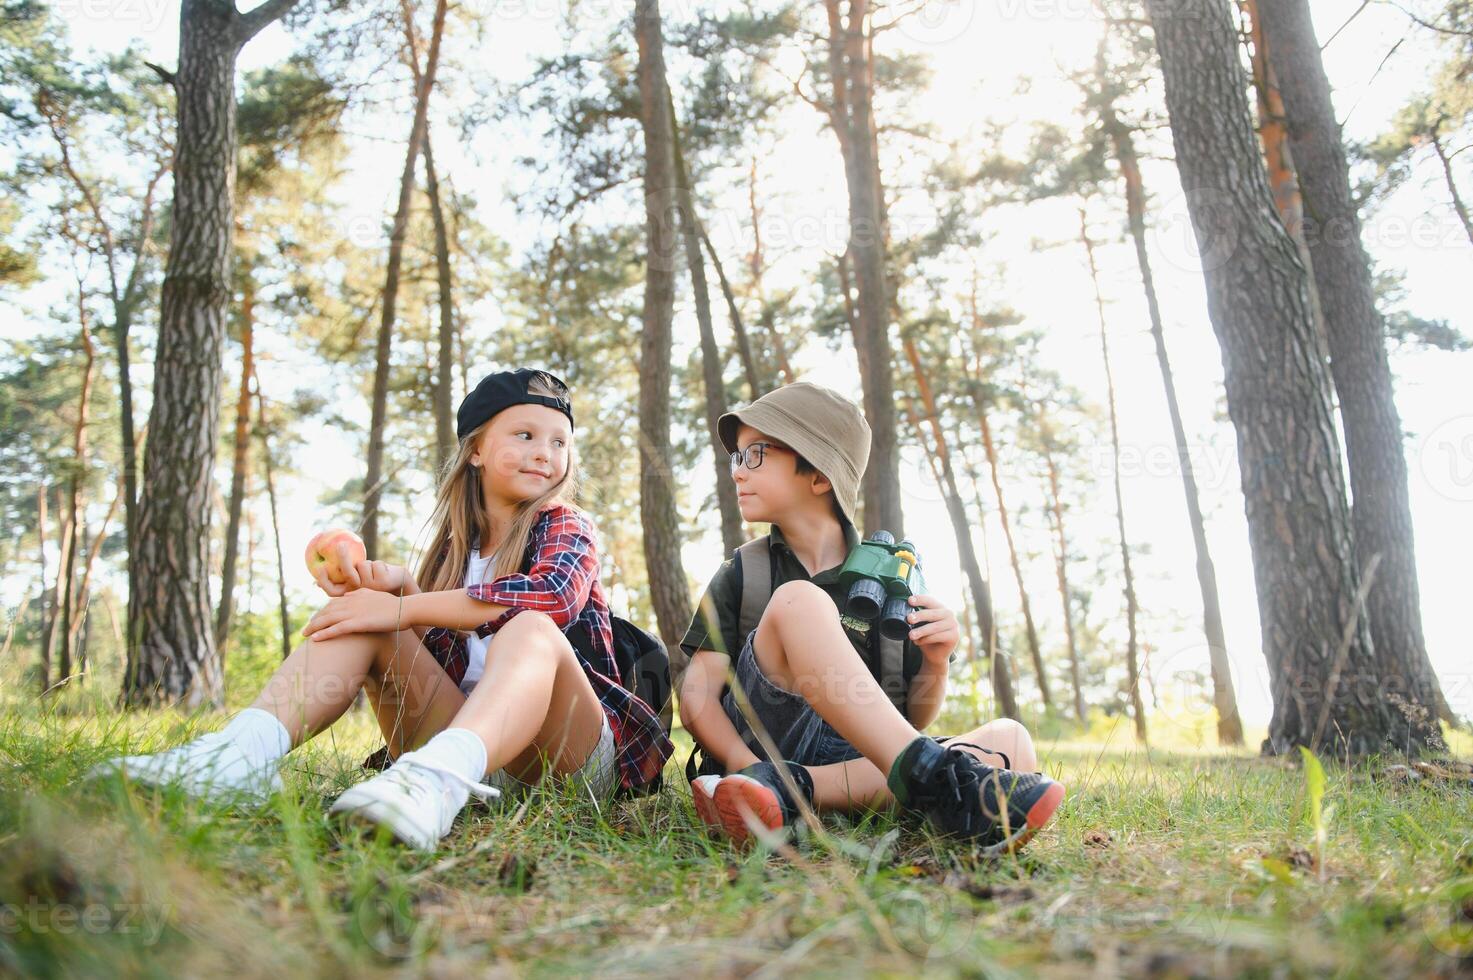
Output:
top-left (837, 531), bottom-right (926, 642)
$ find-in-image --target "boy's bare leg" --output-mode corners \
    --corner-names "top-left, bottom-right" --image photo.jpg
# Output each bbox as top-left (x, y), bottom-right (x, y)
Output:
top-left (803, 719), bottom-right (1040, 812)
top-left (749, 580), bottom-right (920, 775)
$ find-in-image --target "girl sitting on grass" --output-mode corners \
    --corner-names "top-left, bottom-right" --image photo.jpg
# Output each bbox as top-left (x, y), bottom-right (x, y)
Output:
top-left (94, 369), bottom-right (672, 851)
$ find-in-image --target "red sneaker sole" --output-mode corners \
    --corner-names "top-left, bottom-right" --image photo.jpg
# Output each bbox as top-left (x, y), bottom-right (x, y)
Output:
top-left (713, 775), bottom-right (784, 845)
top-left (984, 781), bottom-right (1066, 856)
top-left (691, 775), bottom-right (722, 832)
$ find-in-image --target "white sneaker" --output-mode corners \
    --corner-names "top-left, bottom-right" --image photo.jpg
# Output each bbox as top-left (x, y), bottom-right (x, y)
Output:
top-left (89, 732), bottom-right (283, 808)
top-left (328, 753), bottom-right (501, 852)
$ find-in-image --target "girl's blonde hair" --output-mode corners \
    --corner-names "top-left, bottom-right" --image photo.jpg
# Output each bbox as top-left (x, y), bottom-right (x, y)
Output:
top-left (415, 372), bottom-right (581, 593)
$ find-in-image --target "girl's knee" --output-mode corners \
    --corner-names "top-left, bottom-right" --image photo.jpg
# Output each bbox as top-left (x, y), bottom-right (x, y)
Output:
top-left (492, 611), bottom-right (571, 658)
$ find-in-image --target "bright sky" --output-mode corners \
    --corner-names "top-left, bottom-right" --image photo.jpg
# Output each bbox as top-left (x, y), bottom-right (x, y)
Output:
top-left (10, 0), bottom-right (1471, 731)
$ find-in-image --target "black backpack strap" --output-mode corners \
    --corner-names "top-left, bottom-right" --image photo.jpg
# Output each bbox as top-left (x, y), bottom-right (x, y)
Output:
top-left (735, 536), bottom-right (774, 643)
top-left (878, 632), bottom-right (909, 716)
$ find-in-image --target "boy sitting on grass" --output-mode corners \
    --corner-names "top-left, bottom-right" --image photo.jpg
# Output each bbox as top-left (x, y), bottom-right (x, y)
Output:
top-left (678, 382), bottom-right (1065, 853)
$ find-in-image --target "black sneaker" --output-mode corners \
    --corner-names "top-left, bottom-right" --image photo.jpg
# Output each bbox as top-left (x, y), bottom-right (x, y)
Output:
top-left (691, 760), bottom-right (814, 845)
top-left (888, 736), bottom-right (1065, 854)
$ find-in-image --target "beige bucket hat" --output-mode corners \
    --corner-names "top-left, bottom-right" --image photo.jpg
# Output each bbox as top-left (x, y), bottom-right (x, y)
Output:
top-left (717, 382), bottom-right (871, 526)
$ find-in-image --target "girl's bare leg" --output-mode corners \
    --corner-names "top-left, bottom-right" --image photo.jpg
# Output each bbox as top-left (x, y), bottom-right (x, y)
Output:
top-left (249, 628), bottom-right (465, 756)
top-left (446, 611), bottom-right (606, 781)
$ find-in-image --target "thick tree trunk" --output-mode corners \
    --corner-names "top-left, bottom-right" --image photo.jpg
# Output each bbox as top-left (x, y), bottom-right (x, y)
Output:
top-left (1105, 113), bottom-right (1244, 745)
top-left (1242, 1), bottom-right (1326, 341)
top-left (823, 0), bottom-right (903, 536)
top-left (634, 0), bottom-right (695, 655)
top-left (1256, 0), bottom-right (1445, 751)
top-left (215, 271), bottom-right (254, 656)
top-left (424, 131), bottom-right (457, 473)
top-left (901, 337), bottom-right (1015, 718)
top-left (1146, 0), bottom-right (1409, 757)
top-left (1080, 210), bottom-right (1147, 742)
top-left (123, 0), bottom-right (299, 708)
top-left (254, 370), bottom-right (293, 661)
top-left (363, 0), bottom-right (448, 558)
top-left (669, 95), bottom-right (744, 555)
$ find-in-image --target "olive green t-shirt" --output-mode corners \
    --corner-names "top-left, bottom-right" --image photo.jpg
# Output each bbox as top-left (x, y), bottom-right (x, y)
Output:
top-left (679, 520), bottom-right (925, 674)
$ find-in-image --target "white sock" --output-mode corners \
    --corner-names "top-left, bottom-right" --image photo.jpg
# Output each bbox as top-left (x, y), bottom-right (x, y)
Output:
top-left (405, 728), bottom-right (489, 804)
top-left (220, 708), bottom-right (293, 769)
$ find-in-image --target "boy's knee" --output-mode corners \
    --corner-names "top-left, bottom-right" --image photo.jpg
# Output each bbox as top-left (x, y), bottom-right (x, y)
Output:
top-left (764, 580), bottom-right (827, 623)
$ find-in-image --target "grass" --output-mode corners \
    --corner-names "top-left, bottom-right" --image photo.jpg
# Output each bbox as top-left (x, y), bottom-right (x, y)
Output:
top-left (2, 677), bottom-right (1472, 978)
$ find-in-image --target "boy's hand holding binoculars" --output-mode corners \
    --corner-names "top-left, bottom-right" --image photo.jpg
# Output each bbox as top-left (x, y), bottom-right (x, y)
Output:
top-left (905, 594), bottom-right (960, 662)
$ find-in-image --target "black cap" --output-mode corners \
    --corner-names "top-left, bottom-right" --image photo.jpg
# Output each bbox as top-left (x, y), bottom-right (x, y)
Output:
top-left (456, 369), bottom-right (575, 439)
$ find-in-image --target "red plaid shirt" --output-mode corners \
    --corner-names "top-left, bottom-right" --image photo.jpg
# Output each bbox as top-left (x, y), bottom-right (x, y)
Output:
top-left (420, 504), bottom-right (672, 790)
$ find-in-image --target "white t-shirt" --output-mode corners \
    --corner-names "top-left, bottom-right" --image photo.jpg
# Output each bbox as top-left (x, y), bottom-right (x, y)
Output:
top-left (460, 547), bottom-right (497, 693)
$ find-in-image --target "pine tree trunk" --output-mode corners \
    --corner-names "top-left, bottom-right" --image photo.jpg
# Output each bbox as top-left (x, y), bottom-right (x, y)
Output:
top-left (363, 0), bottom-right (448, 559)
top-left (1040, 431), bottom-right (1086, 723)
top-left (1430, 128), bottom-right (1473, 249)
top-left (823, 0), bottom-right (903, 536)
top-left (424, 131), bottom-right (457, 474)
top-left (1242, 0), bottom-right (1326, 341)
top-left (634, 0), bottom-right (695, 654)
top-left (1146, 0), bottom-right (1408, 757)
top-left (36, 483), bottom-right (50, 694)
top-left (1080, 210), bottom-right (1147, 742)
top-left (744, 159), bottom-right (792, 390)
top-left (215, 271), bottom-right (254, 656)
top-left (56, 310), bottom-right (95, 687)
top-left (669, 95), bottom-right (744, 555)
top-left (254, 371), bottom-right (293, 661)
top-left (901, 337), bottom-right (1015, 719)
top-left (123, 0), bottom-right (299, 708)
top-left (698, 224), bottom-right (761, 400)
top-left (69, 478), bottom-right (122, 656)
top-left (1105, 112), bottom-right (1244, 745)
top-left (955, 445), bottom-right (1016, 718)
top-left (1256, 0), bottom-right (1445, 750)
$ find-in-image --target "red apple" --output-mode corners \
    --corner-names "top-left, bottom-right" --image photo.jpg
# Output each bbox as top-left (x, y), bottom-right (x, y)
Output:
top-left (304, 527), bottom-right (367, 585)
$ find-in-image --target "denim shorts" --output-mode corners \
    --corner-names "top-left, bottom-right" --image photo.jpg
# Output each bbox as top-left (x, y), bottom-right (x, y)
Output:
top-left (721, 629), bottom-right (864, 768)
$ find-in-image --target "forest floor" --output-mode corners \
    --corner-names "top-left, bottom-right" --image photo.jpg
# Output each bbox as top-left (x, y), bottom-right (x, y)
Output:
top-left (3, 668), bottom-right (1472, 978)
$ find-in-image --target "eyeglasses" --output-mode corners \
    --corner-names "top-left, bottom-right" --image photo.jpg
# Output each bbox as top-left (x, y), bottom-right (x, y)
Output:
top-left (730, 442), bottom-right (791, 472)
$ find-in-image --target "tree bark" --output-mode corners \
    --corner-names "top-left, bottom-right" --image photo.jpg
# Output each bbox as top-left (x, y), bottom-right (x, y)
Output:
top-left (823, 0), bottom-right (903, 536)
top-left (254, 369), bottom-right (293, 661)
top-left (955, 444), bottom-right (1016, 718)
top-left (55, 307), bottom-right (96, 687)
top-left (215, 269), bottom-right (254, 656)
top-left (698, 223), bottom-right (761, 400)
top-left (1146, 0), bottom-right (1410, 757)
top-left (1104, 108), bottom-right (1244, 745)
top-left (1040, 433), bottom-right (1087, 722)
top-left (424, 131), bottom-right (457, 474)
top-left (901, 335), bottom-right (1015, 718)
top-left (1256, 0), bottom-right (1444, 751)
top-left (36, 483), bottom-right (50, 694)
top-left (1429, 126), bottom-right (1473, 249)
top-left (669, 93), bottom-right (744, 555)
top-left (634, 0), bottom-right (696, 655)
top-left (363, 0), bottom-right (448, 559)
top-left (1080, 210), bottom-right (1147, 742)
top-left (123, 0), bottom-right (299, 708)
